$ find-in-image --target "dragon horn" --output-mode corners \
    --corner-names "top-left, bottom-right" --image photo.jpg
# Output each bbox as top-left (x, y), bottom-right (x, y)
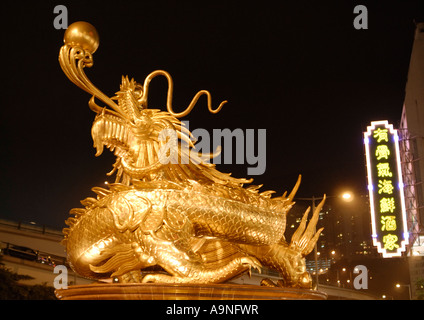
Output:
top-left (290, 206), bottom-right (311, 245)
top-left (287, 174), bottom-right (302, 202)
top-left (140, 69), bottom-right (227, 117)
top-left (303, 227), bottom-right (324, 256)
top-left (290, 195), bottom-right (326, 256)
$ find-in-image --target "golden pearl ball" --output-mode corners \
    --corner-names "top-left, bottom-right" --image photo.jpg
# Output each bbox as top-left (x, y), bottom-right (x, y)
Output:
top-left (64, 21), bottom-right (99, 54)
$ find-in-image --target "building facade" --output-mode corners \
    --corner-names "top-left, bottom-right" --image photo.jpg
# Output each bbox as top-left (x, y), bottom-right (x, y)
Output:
top-left (400, 22), bottom-right (424, 257)
top-left (399, 22), bottom-right (424, 299)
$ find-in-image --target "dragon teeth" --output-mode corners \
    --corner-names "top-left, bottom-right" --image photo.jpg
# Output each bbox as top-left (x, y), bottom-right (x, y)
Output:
top-left (116, 124), bottom-right (121, 141)
top-left (112, 122), bottom-right (116, 137)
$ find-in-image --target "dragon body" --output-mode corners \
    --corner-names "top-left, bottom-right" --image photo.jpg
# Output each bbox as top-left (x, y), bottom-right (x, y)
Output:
top-left (59, 23), bottom-right (324, 289)
top-left (64, 178), bottom-right (320, 287)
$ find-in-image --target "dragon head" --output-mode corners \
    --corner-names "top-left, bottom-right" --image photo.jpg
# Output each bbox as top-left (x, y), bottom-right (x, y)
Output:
top-left (59, 22), bottom-right (228, 185)
top-left (88, 73), bottom-right (233, 185)
top-left (89, 75), bottom-right (188, 184)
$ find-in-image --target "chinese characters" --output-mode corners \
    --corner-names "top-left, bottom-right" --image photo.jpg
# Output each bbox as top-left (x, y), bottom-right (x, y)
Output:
top-left (365, 121), bottom-right (407, 257)
top-left (372, 128), bottom-right (399, 251)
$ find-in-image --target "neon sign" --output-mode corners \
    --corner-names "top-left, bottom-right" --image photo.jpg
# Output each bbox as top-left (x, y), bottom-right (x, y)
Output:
top-left (364, 121), bottom-right (409, 257)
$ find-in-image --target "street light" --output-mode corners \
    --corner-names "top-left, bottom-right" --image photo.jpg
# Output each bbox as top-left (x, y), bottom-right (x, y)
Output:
top-left (342, 192), bottom-right (353, 202)
top-left (395, 283), bottom-right (412, 300)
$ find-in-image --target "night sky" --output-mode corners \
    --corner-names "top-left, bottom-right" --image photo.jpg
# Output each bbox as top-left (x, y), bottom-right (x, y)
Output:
top-left (1, 1), bottom-right (423, 229)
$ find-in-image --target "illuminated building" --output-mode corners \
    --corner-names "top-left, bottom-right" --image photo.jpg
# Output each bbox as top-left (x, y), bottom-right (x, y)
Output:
top-left (399, 22), bottom-right (424, 299)
top-left (317, 199), bottom-right (378, 259)
top-left (288, 198), bottom-right (378, 281)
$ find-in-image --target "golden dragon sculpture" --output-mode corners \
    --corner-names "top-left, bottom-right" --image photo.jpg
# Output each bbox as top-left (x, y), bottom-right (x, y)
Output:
top-left (59, 22), bottom-right (324, 288)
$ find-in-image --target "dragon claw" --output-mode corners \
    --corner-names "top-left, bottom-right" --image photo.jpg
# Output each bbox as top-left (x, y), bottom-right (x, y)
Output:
top-left (240, 256), bottom-right (262, 275)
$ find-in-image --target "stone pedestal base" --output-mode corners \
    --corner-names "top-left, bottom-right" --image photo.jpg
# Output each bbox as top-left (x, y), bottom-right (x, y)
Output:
top-left (55, 283), bottom-right (327, 300)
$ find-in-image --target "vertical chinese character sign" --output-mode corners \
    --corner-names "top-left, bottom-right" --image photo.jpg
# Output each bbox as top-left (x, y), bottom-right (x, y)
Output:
top-left (364, 121), bottom-right (409, 257)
